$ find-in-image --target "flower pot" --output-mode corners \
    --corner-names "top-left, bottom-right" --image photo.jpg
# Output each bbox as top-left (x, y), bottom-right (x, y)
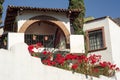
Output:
top-left (44, 36), bottom-right (48, 41)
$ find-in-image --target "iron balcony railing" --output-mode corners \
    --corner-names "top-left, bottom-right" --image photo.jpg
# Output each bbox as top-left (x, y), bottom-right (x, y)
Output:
top-left (25, 34), bottom-right (55, 48)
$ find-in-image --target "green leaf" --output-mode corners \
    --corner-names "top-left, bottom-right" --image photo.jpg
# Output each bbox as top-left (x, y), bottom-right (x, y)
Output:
top-left (68, 0), bottom-right (85, 34)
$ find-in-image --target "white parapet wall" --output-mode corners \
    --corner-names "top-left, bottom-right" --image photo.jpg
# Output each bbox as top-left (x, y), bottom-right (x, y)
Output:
top-left (0, 43), bottom-right (118, 80)
top-left (70, 35), bottom-right (85, 53)
top-left (7, 32), bottom-right (24, 49)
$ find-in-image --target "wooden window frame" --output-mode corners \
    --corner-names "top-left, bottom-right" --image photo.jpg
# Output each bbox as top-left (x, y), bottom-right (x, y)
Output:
top-left (86, 27), bottom-right (107, 52)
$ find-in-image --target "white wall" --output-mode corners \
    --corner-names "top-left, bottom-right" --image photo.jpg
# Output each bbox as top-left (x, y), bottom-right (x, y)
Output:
top-left (17, 11), bottom-right (71, 33)
top-left (83, 17), bottom-right (120, 79)
top-left (0, 43), bottom-right (117, 80)
top-left (8, 32), bottom-right (24, 49)
top-left (70, 35), bottom-right (85, 53)
top-left (108, 19), bottom-right (120, 67)
top-left (108, 19), bottom-right (120, 79)
top-left (83, 17), bottom-right (113, 62)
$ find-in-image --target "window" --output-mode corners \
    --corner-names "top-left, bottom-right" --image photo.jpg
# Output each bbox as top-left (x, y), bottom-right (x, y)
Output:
top-left (86, 27), bottom-right (106, 52)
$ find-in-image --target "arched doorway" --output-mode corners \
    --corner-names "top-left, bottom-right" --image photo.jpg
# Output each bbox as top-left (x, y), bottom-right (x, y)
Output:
top-left (25, 21), bottom-right (66, 49)
top-left (19, 15), bottom-right (70, 48)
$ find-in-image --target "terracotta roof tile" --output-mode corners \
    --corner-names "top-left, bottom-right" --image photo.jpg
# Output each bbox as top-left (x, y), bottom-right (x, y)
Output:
top-left (4, 5), bottom-right (81, 32)
top-left (8, 5), bottom-right (81, 13)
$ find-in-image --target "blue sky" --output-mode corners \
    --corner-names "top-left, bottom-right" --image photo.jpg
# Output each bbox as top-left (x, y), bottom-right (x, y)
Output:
top-left (85, 0), bottom-right (120, 18)
top-left (1, 0), bottom-right (120, 25)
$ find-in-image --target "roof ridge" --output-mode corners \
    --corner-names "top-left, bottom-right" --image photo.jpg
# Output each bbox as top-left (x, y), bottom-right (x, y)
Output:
top-left (7, 5), bottom-right (81, 12)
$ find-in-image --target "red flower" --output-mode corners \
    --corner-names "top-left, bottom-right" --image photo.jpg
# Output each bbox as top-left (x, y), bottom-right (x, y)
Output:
top-left (65, 54), bottom-right (73, 60)
top-left (55, 57), bottom-right (65, 65)
top-left (110, 64), bottom-right (116, 70)
top-left (42, 59), bottom-right (52, 66)
top-left (72, 63), bottom-right (78, 70)
top-left (28, 45), bottom-right (34, 53)
top-left (36, 43), bottom-right (43, 47)
top-left (99, 61), bottom-right (108, 67)
top-left (56, 53), bottom-right (62, 58)
top-left (93, 68), bottom-right (99, 73)
top-left (51, 61), bottom-right (56, 66)
top-left (72, 54), bottom-right (78, 60)
top-left (88, 54), bottom-right (101, 64)
top-left (78, 55), bottom-right (88, 62)
top-left (115, 67), bottom-right (120, 71)
top-left (42, 51), bottom-right (47, 55)
top-left (107, 62), bottom-right (111, 65)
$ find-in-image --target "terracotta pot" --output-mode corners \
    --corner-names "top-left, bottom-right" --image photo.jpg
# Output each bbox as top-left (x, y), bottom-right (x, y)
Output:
top-left (44, 36), bottom-right (48, 41)
top-left (33, 35), bottom-right (36, 40)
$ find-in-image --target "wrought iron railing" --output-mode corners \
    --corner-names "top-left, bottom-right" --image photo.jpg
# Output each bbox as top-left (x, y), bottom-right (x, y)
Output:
top-left (25, 34), bottom-right (55, 48)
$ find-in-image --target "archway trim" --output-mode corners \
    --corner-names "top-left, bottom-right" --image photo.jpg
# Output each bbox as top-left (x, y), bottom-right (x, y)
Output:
top-left (19, 15), bottom-right (70, 44)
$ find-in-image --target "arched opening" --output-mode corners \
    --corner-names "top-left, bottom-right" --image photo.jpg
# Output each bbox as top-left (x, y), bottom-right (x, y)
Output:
top-left (24, 21), bottom-right (67, 49)
top-left (19, 15), bottom-right (70, 48)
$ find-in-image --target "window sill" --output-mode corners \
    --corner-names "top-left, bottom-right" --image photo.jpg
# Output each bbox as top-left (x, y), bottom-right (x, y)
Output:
top-left (88, 47), bottom-right (107, 53)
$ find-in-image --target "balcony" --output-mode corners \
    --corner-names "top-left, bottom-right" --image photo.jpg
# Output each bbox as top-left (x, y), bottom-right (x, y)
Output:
top-left (0, 32), bottom-right (85, 54)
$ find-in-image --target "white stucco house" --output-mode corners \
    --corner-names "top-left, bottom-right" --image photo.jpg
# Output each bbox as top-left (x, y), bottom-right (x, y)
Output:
top-left (1, 5), bottom-right (85, 53)
top-left (84, 16), bottom-right (120, 63)
top-left (83, 16), bottom-right (120, 79)
top-left (0, 5), bottom-right (120, 80)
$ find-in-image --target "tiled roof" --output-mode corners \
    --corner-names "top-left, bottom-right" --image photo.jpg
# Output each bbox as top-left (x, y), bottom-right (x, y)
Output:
top-left (84, 16), bottom-right (120, 27)
top-left (4, 5), bottom-right (81, 32)
top-left (113, 18), bottom-right (120, 26)
top-left (85, 16), bottom-right (110, 23)
top-left (7, 5), bottom-right (81, 13)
